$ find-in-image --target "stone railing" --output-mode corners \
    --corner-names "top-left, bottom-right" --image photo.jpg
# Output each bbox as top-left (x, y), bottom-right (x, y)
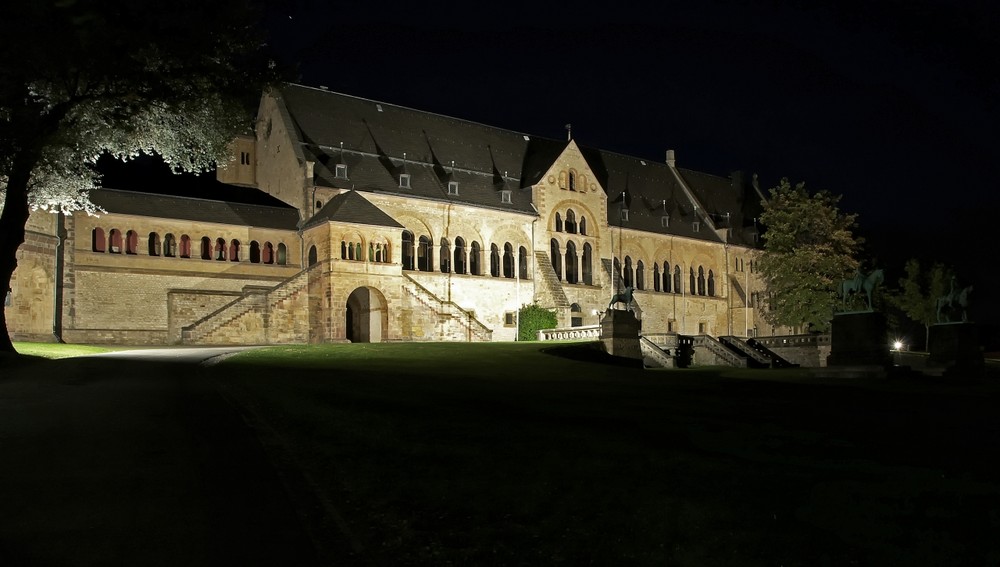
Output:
top-left (719, 335), bottom-right (772, 367)
top-left (640, 336), bottom-right (675, 368)
top-left (684, 334), bottom-right (748, 368)
top-left (537, 324), bottom-right (600, 341)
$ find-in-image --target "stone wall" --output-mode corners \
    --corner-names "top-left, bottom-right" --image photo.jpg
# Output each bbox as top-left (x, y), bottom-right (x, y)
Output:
top-left (753, 334), bottom-right (832, 367)
top-left (6, 227), bottom-right (59, 342)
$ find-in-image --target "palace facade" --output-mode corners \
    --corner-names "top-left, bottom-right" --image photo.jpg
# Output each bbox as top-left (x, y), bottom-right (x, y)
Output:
top-left (6, 84), bottom-right (791, 345)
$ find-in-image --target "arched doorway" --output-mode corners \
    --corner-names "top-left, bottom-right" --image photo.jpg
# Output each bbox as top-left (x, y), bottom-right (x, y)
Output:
top-left (346, 287), bottom-right (388, 343)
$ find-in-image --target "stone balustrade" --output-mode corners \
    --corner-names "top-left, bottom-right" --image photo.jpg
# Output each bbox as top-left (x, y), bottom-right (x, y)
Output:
top-left (537, 324), bottom-right (601, 341)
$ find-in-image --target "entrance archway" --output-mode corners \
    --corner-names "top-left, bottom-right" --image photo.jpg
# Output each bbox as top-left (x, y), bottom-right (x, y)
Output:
top-left (346, 287), bottom-right (388, 343)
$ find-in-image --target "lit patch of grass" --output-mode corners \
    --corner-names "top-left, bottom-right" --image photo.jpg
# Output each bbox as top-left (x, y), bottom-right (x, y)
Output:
top-left (12, 342), bottom-right (118, 359)
top-left (225, 341), bottom-right (636, 381)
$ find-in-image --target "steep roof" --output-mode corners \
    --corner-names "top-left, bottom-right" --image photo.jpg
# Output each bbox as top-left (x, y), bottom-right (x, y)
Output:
top-left (277, 84), bottom-right (535, 215)
top-left (88, 188), bottom-right (300, 230)
top-left (303, 190), bottom-right (404, 229)
top-left (275, 84), bottom-right (763, 245)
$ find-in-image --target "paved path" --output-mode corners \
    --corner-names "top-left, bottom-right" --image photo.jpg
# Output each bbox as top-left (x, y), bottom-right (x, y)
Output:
top-left (84, 346), bottom-right (263, 364)
top-left (0, 354), bottom-right (320, 566)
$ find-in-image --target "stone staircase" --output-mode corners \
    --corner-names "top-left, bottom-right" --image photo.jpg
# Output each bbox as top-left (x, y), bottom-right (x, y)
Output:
top-left (719, 335), bottom-right (772, 368)
top-left (533, 251), bottom-right (569, 309)
top-left (684, 334), bottom-right (749, 368)
top-left (182, 262), bottom-right (322, 344)
top-left (402, 274), bottom-right (493, 342)
top-left (640, 336), bottom-right (675, 368)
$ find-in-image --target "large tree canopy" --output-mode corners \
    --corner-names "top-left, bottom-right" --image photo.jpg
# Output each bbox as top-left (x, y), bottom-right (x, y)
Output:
top-left (0, 0), bottom-right (277, 351)
top-left (757, 178), bottom-right (861, 333)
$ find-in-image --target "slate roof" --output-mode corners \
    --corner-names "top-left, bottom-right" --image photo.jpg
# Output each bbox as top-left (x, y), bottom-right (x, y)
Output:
top-left (276, 84), bottom-right (765, 246)
top-left (303, 190), bottom-right (404, 229)
top-left (278, 85), bottom-right (534, 215)
top-left (88, 188), bottom-right (300, 230)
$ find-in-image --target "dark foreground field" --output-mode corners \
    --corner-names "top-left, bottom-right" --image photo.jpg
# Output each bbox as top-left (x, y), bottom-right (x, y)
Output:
top-left (2, 342), bottom-right (999, 566)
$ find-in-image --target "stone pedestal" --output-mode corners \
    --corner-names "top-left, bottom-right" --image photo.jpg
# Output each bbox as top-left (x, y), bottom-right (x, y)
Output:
top-left (600, 309), bottom-right (641, 361)
top-left (928, 323), bottom-right (983, 377)
top-left (826, 311), bottom-right (890, 368)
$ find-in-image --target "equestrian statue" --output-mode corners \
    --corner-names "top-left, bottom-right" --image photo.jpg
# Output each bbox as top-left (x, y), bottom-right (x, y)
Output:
top-left (936, 276), bottom-right (973, 323)
top-left (839, 268), bottom-right (884, 311)
top-left (608, 286), bottom-right (635, 311)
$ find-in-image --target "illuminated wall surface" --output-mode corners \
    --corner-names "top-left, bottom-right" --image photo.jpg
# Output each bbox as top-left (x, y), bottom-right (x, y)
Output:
top-left (8, 85), bottom-right (794, 345)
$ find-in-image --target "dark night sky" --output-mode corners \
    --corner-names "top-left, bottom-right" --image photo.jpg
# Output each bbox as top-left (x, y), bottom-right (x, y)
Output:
top-left (261, 1), bottom-right (999, 273)
top-left (109, 0), bottom-right (1000, 318)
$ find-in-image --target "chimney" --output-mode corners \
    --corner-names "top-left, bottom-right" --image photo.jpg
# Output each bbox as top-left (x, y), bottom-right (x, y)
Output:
top-left (666, 149), bottom-right (676, 167)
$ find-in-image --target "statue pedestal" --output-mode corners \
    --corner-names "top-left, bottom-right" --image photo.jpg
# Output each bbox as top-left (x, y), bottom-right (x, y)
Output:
top-left (600, 309), bottom-right (642, 361)
top-left (826, 311), bottom-right (890, 369)
top-left (928, 323), bottom-right (983, 377)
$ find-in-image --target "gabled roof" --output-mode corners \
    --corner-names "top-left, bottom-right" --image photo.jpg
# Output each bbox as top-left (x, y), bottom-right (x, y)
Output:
top-left (277, 85), bottom-right (535, 214)
top-left (88, 188), bottom-right (300, 230)
top-left (303, 190), bottom-right (404, 229)
top-left (275, 84), bottom-right (763, 246)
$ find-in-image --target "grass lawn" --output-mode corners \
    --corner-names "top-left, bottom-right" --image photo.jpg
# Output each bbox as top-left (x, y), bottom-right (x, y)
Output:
top-left (10, 342), bottom-right (118, 359)
top-left (215, 342), bottom-right (1000, 565)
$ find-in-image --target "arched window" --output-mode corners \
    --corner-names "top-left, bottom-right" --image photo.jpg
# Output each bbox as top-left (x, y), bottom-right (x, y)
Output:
top-left (454, 237), bottom-right (466, 274)
top-left (125, 230), bottom-right (138, 255)
top-left (697, 266), bottom-right (706, 296)
top-left (565, 241), bottom-right (578, 284)
top-left (374, 243), bottom-right (382, 263)
top-left (402, 231), bottom-right (415, 270)
top-left (250, 241), bottom-right (261, 263)
top-left (582, 243), bottom-right (593, 285)
top-left (92, 228), bottom-right (106, 253)
top-left (308, 245), bottom-right (318, 266)
top-left (440, 238), bottom-right (451, 273)
top-left (708, 270), bottom-right (716, 296)
top-left (418, 235), bottom-right (432, 271)
top-left (558, 171), bottom-right (567, 189)
top-left (663, 262), bottom-right (671, 293)
top-left (369, 242), bottom-right (374, 261)
top-left (624, 256), bottom-right (634, 289)
top-left (518, 246), bottom-right (528, 280)
top-left (580, 216), bottom-right (587, 236)
top-left (565, 209), bottom-right (577, 234)
top-left (636, 260), bottom-right (645, 291)
top-left (380, 241), bottom-right (391, 263)
top-left (613, 257), bottom-right (622, 287)
top-left (148, 232), bottom-right (160, 256)
top-left (571, 303), bottom-right (583, 327)
top-left (109, 229), bottom-right (122, 254)
top-left (277, 243), bottom-right (287, 265)
top-left (490, 244), bottom-right (500, 277)
top-left (215, 238), bottom-right (227, 261)
top-left (674, 265), bottom-right (682, 294)
top-left (200, 237), bottom-right (212, 260)
top-left (230, 240), bottom-right (240, 262)
top-left (262, 242), bottom-right (274, 264)
top-left (179, 235), bottom-right (191, 258)
top-left (569, 171), bottom-right (576, 191)
top-left (653, 263), bottom-right (661, 292)
top-left (470, 241), bottom-right (481, 275)
top-left (555, 212), bottom-right (563, 232)
top-left (503, 243), bottom-right (514, 279)
top-left (550, 239), bottom-right (561, 280)
top-left (355, 242), bottom-right (362, 261)
top-left (164, 234), bottom-right (177, 258)
top-left (347, 241), bottom-right (356, 260)
top-left (690, 268), bottom-right (697, 295)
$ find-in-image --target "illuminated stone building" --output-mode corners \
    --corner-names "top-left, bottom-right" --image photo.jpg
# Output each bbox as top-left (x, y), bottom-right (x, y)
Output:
top-left (7, 84), bottom-right (787, 345)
